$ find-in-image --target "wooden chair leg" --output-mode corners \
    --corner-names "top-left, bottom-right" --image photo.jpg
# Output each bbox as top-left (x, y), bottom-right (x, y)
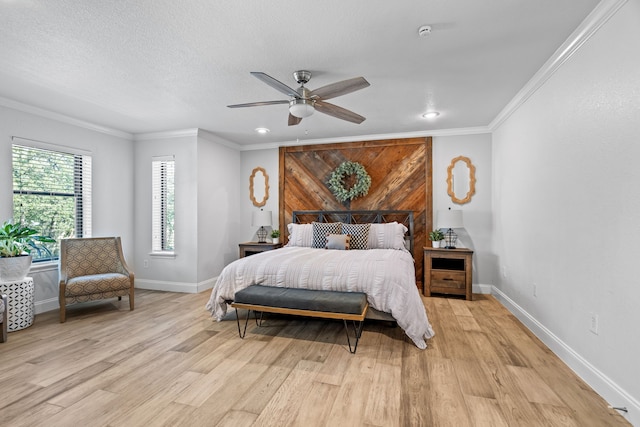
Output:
top-left (60, 304), bottom-right (66, 323)
top-left (129, 288), bottom-right (134, 311)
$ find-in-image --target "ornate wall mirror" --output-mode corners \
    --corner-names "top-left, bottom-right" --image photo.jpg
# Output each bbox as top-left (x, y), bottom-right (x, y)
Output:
top-left (249, 167), bottom-right (269, 207)
top-left (446, 156), bottom-right (476, 204)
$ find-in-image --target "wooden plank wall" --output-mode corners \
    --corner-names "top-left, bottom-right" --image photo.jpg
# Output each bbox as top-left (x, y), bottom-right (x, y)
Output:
top-left (278, 137), bottom-right (432, 287)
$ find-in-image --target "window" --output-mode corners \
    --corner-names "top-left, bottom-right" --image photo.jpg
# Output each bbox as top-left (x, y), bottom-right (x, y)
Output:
top-left (152, 156), bottom-right (175, 252)
top-left (12, 140), bottom-right (92, 262)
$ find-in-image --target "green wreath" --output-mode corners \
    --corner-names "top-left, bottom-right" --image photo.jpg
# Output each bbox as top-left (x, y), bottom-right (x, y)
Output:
top-left (328, 161), bottom-right (371, 202)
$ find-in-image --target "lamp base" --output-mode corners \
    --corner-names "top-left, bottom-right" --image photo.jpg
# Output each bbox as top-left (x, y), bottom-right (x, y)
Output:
top-left (444, 228), bottom-right (458, 249)
top-left (257, 226), bottom-right (267, 243)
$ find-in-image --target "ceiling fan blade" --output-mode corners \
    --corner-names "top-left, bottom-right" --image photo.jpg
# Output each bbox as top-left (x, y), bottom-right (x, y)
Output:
top-left (310, 77), bottom-right (370, 100)
top-left (227, 100), bottom-right (289, 108)
top-left (314, 100), bottom-right (366, 124)
top-left (288, 113), bottom-right (302, 126)
top-left (251, 72), bottom-right (299, 97)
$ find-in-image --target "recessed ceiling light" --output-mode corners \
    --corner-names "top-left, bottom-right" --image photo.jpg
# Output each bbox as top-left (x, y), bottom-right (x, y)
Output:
top-left (255, 127), bottom-right (270, 134)
top-left (422, 112), bottom-right (440, 119)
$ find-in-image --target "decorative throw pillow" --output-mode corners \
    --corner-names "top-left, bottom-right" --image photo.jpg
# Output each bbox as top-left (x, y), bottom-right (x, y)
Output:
top-left (341, 223), bottom-right (371, 250)
top-left (368, 222), bottom-right (409, 250)
top-left (312, 222), bottom-right (342, 248)
top-left (325, 234), bottom-right (351, 250)
top-left (286, 223), bottom-right (314, 247)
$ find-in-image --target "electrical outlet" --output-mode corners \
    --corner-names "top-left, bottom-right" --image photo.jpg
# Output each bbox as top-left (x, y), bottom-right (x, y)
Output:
top-left (144, 259), bottom-right (149, 268)
top-left (502, 266), bottom-right (507, 278)
top-left (590, 313), bottom-right (599, 335)
top-left (533, 283), bottom-right (537, 297)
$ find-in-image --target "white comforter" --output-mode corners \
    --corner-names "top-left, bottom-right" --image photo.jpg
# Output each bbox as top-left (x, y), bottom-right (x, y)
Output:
top-left (205, 246), bottom-right (435, 349)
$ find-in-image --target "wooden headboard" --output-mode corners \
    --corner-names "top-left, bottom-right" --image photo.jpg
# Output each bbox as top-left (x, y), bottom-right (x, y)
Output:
top-left (291, 210), bottom-right (415, 253)
top-left (279, 137), bottom-right (432, 288)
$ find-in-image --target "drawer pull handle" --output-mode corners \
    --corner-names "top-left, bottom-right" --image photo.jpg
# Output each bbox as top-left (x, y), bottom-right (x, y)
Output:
top-left (443, 278), bottom-right (454, 281)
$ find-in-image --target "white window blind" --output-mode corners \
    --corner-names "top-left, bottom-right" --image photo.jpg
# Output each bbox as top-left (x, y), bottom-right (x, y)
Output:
top-left (152, 156), bottom-right (175, 252)
top-left (12, 142), bottom-right (92, 261)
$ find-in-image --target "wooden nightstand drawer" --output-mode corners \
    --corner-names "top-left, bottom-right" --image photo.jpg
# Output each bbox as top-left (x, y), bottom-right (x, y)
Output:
top-left (431, 271), bottom-right (466, 289)
top-left (423, 247), bottom-right (473, 300)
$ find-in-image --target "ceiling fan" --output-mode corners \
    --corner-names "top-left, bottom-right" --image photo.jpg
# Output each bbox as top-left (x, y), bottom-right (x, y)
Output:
top-left (227, 70), bottom-right (370, 126)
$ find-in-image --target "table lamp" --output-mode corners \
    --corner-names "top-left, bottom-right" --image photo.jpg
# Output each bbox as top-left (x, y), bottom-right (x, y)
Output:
top-left (252, 210), bottom-right (272, 243)
top-left (437, 209), bottom-right (464, 249)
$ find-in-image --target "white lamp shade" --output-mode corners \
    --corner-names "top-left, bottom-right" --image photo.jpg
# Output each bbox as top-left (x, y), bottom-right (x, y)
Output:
top-left (252, 210), bottom-right (272, 227)
top-left (289, 100), bottom-right (315, 118)
top-left (437, 209), bottom-right (464, 229)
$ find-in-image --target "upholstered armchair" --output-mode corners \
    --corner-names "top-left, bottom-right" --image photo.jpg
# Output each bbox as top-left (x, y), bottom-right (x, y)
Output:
top-left (1, 294), bottom-right (7, 342)
top-left (59, 237), bottom-right (134, 323)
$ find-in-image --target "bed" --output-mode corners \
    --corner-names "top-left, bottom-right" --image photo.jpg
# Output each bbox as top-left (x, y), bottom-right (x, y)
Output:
top-left (205, 210), bottom-right (435, 349)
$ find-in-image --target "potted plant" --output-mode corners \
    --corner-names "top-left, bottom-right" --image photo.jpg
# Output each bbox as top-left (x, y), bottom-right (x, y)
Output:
top-left (428, 229), bottom-right (445, 248)
top-left (270, 229), bottom-right (281, 244)
top-left (0, 220), bottom-right (55, 282)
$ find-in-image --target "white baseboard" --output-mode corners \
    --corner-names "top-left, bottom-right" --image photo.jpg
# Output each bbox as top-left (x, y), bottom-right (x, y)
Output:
top-left (473, 283), bottom-right (493, 295)
top-left (135, 277), bottom-right (217, 294)
top-left (35, 297), bottom-right (59, 315)
top-left (491, 286), bottom-right (638, 426)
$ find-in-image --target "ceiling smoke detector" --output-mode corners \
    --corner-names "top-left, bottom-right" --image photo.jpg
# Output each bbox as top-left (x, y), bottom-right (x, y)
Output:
top-left (418, 25), bottom-right (432, 37)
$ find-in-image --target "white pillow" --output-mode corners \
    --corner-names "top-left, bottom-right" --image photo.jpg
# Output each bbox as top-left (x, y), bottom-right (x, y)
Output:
top-left (367, 222), bottom-right (408, 250)
top-left (286, 223), bottom-right (313, 247)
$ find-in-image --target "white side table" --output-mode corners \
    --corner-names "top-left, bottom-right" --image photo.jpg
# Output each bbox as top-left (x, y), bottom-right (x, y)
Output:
top-left (0, 276), bottom-right (35, 331)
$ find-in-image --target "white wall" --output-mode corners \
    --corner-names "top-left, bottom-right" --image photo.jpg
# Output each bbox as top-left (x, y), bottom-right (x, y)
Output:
top-left (0, 104), bottom-right (134, 313)
top-left (240, 148), bottom-right (280, 243)
top-left (133, 132), bottom-right (198, 290)
top-left (433, 133), bottom-right (494, 289)
top-left (133, 130), bottom-right (241, 293)
top-left (197, 131), bottom-right (242, 282)
top-left (492, 0), bottom-right (640, 422)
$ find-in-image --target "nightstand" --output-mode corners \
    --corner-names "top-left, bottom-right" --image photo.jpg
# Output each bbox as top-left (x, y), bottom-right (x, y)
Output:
top-left (423, 247), bottom-right (473, 300)
top-left (239, 242), bottom-right (282, 258)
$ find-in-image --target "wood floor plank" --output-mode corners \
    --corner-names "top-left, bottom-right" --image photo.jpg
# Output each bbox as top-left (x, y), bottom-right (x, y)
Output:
top-left (363, 362), bottom-right (402, 426)
top-left (251, 360), bottom-right (324, 427)
top-left (174, 357), bottom-right (248, 407)
top-left (290, 380), bottom-right (339, 426)
top-left (324, 357), bottom-right (375, 426)
top-left (427, 356), bottom-right (473, 427)
top-left (181, 362), bottom-right (270, 426)
top-left (463, 395), bottom-right (510, 427)
top-left (0, 290), bottom-right (629, 427)
top-left (214, 409), bottom-right (258, 427)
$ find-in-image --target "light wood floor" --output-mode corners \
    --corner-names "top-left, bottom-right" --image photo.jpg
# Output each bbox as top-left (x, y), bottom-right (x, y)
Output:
top-left (0, 290), bottom-right (629, 427)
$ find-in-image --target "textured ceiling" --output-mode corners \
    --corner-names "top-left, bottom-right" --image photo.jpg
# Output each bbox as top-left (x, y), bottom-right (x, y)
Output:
top-left (0, 0), bottom-right (600, 146)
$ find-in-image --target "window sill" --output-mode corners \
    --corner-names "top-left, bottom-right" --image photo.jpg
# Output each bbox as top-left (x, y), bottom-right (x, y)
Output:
top-left (29, 261), bottom-right (59, 273)
top-left (149, 251), bottom-right (176, 259)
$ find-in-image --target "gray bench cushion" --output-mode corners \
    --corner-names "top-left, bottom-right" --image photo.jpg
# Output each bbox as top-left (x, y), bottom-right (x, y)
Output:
top-left (234, 286), bottom-right (367, 315)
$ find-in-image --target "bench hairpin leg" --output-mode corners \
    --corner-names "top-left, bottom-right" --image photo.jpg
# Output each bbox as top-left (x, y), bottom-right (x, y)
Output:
top-left (235, 308), bottom-right (252, 339)
top-left (343, 319), bottom-right (365, 354)
top-left (256, 310), bottom-right (265, 327)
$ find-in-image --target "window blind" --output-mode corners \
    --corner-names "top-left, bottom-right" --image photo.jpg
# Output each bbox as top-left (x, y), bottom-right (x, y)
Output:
top-left (12, 143), bottom-right (92, 261)
top-left (152, 156), bottom-right (175, 252)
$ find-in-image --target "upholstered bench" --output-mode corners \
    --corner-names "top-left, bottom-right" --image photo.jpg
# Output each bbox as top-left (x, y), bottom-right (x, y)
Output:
top-left (231, 286), bottom-right (368, 353)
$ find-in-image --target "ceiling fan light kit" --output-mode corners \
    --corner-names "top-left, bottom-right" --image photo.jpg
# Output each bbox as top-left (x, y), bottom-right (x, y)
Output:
top-left (289, 98), bottom-right (315, 118)
top-left (228, 70), bottom-right (369, 126)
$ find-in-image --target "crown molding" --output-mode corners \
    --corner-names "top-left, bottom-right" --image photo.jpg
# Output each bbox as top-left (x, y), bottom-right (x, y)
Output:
top-left (197, 129), bottom-right (243, 151)
top-left (239, 126), bottom-right (492, 151)
top-left (133, 128), bottom-right (199, 141)
top-left (489, 0), bottom-right (628, 131)
top-left (0, 95), bottom-right (133, 140)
